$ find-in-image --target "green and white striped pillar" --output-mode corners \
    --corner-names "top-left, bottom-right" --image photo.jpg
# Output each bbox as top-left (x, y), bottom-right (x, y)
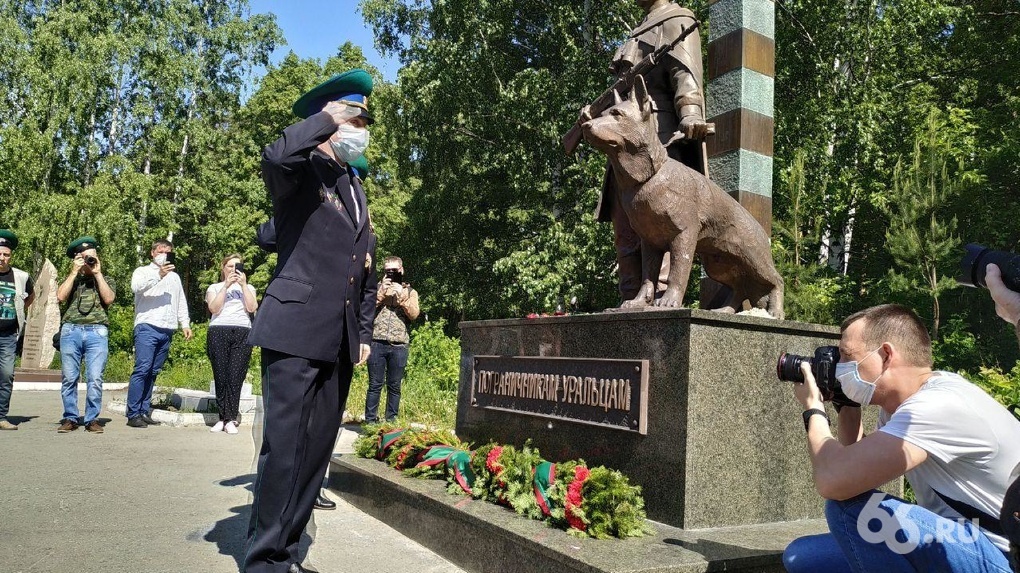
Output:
top-left (706, 0), bottom-right (775, 236)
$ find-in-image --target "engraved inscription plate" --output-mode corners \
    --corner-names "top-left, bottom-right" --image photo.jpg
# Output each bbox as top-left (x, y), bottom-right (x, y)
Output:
top-left (471, 356), bottom-right (648, 434)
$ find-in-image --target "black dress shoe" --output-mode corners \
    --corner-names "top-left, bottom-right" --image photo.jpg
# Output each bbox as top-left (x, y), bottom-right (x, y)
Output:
top-left (140, 413), bottom-right (161, 425)
top-left (288, 564), bottom-right (319, 573)
top-left (313, 490), bottom-right (336, 510)
top-left (126, 417), bottom-right (148, 428)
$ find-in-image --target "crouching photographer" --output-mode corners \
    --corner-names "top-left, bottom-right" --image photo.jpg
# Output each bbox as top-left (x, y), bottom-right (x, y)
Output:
top-left (782, 303), bottom-right (1020, 573)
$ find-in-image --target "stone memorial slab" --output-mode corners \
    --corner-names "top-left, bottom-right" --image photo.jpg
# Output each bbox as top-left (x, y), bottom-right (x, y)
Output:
top-left (21, 259), bottom-right (60, 369)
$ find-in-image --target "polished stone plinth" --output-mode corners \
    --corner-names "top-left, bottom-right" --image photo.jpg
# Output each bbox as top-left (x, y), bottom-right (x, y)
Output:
top-left (330, 454), bottom-right (827, 573)
top-left (456, 309), bottom-right (890, 530)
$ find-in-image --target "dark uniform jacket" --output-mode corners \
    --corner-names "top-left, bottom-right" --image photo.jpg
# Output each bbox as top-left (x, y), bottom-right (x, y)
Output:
top-left (248, 110), bottom-right (377, 363)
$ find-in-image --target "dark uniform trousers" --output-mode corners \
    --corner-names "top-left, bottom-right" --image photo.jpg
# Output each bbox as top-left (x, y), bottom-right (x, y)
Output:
top-left (243, 346), bottom-right (353, 572)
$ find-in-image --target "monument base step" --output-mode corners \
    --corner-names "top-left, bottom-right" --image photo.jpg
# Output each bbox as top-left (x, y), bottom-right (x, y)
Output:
top-left (329, 454), bottom-right (828, 573)
top-left (13, 368), bottom-right (62, 383)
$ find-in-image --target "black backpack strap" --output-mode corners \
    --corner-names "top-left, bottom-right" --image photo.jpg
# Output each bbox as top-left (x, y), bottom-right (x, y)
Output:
top-left (932, 487), bottom-right (1005, 538)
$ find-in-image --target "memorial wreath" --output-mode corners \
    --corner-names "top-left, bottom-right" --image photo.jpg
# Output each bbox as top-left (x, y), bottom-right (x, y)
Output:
top-left (352, 423), bottom-right (652, 539)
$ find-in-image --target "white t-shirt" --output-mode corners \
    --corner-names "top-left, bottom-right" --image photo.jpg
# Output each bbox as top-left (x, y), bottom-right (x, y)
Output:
top-left (877, 371), bottom-right (1020, 551)
top-left (206, 282), bottom-right (256, 328)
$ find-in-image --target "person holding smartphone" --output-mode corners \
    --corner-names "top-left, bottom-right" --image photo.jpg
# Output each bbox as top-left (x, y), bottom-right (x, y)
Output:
top-left (364, 256), bottom-right (420, 423)
top-left (205, 254), bottom-right (257, 434)
top-left (126, 239), bottom-right (192, 428)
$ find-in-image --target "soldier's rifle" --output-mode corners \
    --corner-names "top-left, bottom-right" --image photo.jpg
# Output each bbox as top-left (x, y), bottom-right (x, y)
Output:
top-left (562, 20), bottom-right (712, 155)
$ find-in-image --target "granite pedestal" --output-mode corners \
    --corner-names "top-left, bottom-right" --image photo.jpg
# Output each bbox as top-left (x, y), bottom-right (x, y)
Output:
top-left (455, 309), bottom-right (891, 530)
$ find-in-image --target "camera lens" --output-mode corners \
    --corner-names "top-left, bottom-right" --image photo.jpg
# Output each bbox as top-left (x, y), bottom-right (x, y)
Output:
top-left (84, 256), bottom-right (97, 266)
top-left (776, 353), bottom-right (808, 383)
top-left (959, 243), bottom-right (1020, 292)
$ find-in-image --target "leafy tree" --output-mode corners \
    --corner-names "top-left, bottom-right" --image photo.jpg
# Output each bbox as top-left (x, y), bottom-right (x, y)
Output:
top-left (881, 109), bottom-right (980, 340)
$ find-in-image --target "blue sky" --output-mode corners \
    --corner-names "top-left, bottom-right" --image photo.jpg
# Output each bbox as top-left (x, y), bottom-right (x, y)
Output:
top-left (248, 0), bottom-right (401, 82)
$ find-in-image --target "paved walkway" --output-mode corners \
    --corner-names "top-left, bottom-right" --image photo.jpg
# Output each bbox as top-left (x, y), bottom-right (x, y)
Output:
top-left (0, 389), bottom-right (465, 573)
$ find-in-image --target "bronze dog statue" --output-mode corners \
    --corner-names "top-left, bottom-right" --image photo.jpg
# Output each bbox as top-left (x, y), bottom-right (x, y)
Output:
top-left (582, 75), bottom-right (784, 319)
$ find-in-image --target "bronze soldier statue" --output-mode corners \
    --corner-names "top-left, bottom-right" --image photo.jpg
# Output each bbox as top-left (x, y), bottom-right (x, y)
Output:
top-left (587, 0), bottom-right (711, 303)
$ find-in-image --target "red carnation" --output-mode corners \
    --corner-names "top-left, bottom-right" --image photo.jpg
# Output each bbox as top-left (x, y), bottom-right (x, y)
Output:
top-left (565, 465), bottom-right (590, 531)
top-left (486, 446), bottom-right (504, 474)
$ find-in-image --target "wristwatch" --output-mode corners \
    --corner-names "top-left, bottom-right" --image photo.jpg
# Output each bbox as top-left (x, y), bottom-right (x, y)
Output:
top-left (802, 408), bottom-right (829, 431)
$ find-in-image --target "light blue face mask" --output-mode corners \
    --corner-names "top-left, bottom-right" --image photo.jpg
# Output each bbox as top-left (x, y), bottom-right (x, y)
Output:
top-left (834, 347), bottom-right (883, 406)
top-left (329, 124), bottom-right (369, 165)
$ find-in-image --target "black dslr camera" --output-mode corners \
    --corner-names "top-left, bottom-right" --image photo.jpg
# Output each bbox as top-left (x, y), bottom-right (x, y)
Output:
top-left (777, 346), bottom-right (856, 406)
top-left (84, 255), bottom-right (97, 267)
top-left (958, 243), bottom-right (1020, 292)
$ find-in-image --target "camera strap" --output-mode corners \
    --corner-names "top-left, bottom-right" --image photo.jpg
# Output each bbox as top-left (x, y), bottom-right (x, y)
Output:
top-left (931, 487), bottom-right (1005, 538)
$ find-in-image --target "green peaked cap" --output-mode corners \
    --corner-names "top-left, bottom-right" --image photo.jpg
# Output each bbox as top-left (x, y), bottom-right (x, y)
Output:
top-left (292, 69), bottom-right (374, 123)
top-left (0, 229), bottom-right (17, 250)
top-left (66, 236), bottom-right (99, 258)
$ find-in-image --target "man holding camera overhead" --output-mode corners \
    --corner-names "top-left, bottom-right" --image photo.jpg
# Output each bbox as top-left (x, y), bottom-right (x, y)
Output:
top-left (783, 303), bottom-right (1020, 573)
top-left (55, 237), bottom-right (116, 434)
top-left (984, 262), bottom-right (1020, 570)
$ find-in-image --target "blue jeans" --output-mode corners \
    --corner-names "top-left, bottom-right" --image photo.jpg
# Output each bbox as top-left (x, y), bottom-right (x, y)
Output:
top-left (0, 330), bottom-right (17, 421)
top-left (783, 491), bottom-right (1012, 573)
top-left (364, 341), bottom-right (409, 423)
top-left (59, 323), bottom-right (110, 424)
top-left (126, 323), bottom-right (173, 419)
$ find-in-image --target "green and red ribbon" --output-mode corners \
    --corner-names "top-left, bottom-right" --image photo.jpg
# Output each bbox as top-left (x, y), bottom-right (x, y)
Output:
top-left (532, 461), bottom-right (556, 516)
top-left (375, 429), bottom-right (405, 461)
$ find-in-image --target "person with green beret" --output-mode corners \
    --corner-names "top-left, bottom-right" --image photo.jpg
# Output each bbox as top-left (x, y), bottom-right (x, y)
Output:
top-left (54, 236), bottom-right (116, 434)
top-left (0, 229), bottom-right (34, 430)
top-left (244, 69), bottom-right (377, 573)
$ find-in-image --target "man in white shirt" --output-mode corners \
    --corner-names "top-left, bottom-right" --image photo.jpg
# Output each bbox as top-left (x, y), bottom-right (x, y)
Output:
top-left (783, 303), bottom-right (1019, 573)
top-left (126, 239), bottom-right (192, 428)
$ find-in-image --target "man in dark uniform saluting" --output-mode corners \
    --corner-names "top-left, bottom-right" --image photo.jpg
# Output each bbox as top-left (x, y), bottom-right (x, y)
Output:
top-left (244, 69), bottom-right (378, 573)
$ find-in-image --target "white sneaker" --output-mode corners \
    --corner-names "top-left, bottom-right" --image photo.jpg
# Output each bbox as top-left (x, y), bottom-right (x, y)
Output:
top-left (210, 421), bottom-right (225, 433)
top-left (225, 421), bottom-right (239, 435)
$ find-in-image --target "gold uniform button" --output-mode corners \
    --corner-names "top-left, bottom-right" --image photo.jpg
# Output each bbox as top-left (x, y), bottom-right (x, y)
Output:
top-left (349, 277), bottom-right (355, 284)
top-left (346, 299), bottom-right (351, 306)
top-left (351, 254), bottom-right (357, 261)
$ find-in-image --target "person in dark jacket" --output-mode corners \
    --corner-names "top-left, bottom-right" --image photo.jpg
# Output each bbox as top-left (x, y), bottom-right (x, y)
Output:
top-left (243, 69), bottom-right (378, 573)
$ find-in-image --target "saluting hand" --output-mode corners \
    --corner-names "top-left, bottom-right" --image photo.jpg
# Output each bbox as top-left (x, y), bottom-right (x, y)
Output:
top-left (323, 100), bottom-right (361, 127)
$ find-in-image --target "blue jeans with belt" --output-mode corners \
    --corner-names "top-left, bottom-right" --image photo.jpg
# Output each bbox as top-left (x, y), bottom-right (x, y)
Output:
top-left (0, 330), bottom-right (17, 421)
top-left (364, 340), bottom-right (409, 423)
top-left (783, 490), bottom-right (1012, 573)
top-left (59, 323), bottom-right (110, 424)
